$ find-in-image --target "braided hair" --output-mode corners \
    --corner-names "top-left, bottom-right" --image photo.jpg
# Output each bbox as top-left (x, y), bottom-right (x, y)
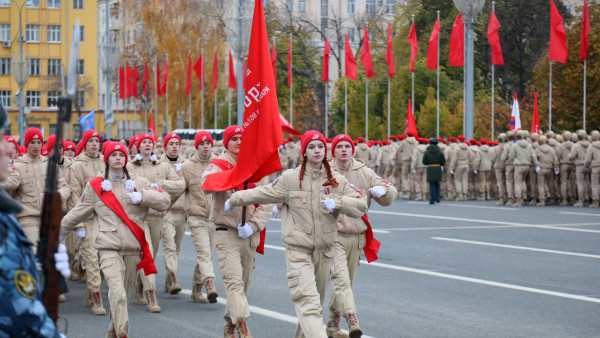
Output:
top-left (298, 155), bottom-right (308, 189)
top-left (298, 155), bottom-right (339, 189)
top-left (103, 162), bottom-right (137, 192)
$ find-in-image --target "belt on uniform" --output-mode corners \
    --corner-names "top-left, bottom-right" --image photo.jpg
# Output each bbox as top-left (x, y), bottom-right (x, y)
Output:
top-left (215, 227), bottom-right (229, 231)
top-left (427, 164), bottom-right (441, 167)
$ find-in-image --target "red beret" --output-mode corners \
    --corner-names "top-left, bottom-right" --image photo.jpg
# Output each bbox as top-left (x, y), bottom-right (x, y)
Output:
top-left (24, 128), bottom-right (43, 147)
top-left (301, 130), bottom-right (327, 156)
top-left (223, 125), bottom-right (243, 147)
top-left (164, 132), bottom-right (182, 146)
top-left (331, 134), bottom-right (355, 156)
top-left (438, 137), bottom-right (447, 144)
top-left (479, 138), bottom-right (488, 145)
top-left (195, 131), bottom-right (214, 148)
top-left (103, 142), bottom-right (129, 165)
top-left (457, 135), bottom-right (465, 141)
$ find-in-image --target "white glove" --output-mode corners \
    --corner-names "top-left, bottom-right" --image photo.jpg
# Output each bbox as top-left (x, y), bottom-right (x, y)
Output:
top-left (320, 199), bottom-right (336, 213)
top-left (376, 162), bottom-right (381, 167)
top-left (76, 230), bottom-right (86, 238)
top-left (369, 186), bottom-right (386, 198)
top-left (272, 205), bottom-right (281, 218)
top-left (411, 169), bottom-right (416, 173)
top-left (390, 161), bottom-right (395, 166)
top-left (292, 163), bottom-right (297, 168)
top-left (554, 170), bottom-right (559, 175)
top-left (128, 192), bottom-right (143, 204)
top-left (474, 169), bottom-right (478, 174)
top-left (441, 166), bottom-right (444, 172)
top-left (54, 243), bottom-right (71, 278)
top-left (175, 163), bottom-right (182, 173)
top-left (450, 170), bottom-right (454, 175)
top-left (535, 166), bottom-right (541, 173)
top-left (237, 223), bottom-right (254, 238)
top-left (224, 199), bottom-right (233, 211)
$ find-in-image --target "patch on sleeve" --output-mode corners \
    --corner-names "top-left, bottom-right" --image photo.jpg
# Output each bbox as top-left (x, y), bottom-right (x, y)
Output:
top-left (14, 270), bottom-right (37, 299)
top-left (80, 193), bottom-right (85, 201)
top-left (152, 186), bottom-right (166, 193)
top-left (205, 165), bottom-right (213, 172)
top-left (377, 175), bottom-right (391, 185)
top-left (271, 176), bottom-right (280, 186)
top-left (350, 184), bottom-right (364, 195)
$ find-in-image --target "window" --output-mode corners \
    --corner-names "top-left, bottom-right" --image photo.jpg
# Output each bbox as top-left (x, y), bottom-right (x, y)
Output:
top-left (321, 0), bottom-right (328, 16)
top-left (298, 0), bottom-right (306, 12)
top-left (47, 59), bottom-right (61, 76)
top-left (0, 91), bottom-right (11, 108)
top-left (25, 0), bottom-right (39, 8)
top-left (366, 0), bottom-right (376, 14)
top-left (47, 25), bottom-right (61, 43)
top-left (48, 91), bottom-right (60, 107)
top-left (0, 24), bottom-right (10, 42)
top-left (78, 25), bottom-right (84, 42)
top-left (0, 58), bottom-right (10, 75)
top-left (347, 28), bottom-right (356, 43)
top-left (75, 91), bottom-right (84, 108)
top-left (77, 59), bottom-right (84, 76)
top-left (26, 91), bottom-right (41, 108)
top-left (26, 24), bottom-right (40, 42)
top-left (0, 0), bottom-right (10, 7)
top-left (73, 0), bottom-right (83, 9)
top-left (47, 0), bottom-right (61, 8)
top-left (29, 58), bottom-right (40, 76)
top-left (286, 0), bottom-right (292, 11)
top-left (386, 0), bottom-right (395, 15)
top-left (347, 0), bottom-right (355, 14)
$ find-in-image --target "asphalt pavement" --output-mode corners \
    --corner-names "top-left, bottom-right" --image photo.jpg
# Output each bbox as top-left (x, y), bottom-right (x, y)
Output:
top-left (57, 199), bottom-right (600, 337)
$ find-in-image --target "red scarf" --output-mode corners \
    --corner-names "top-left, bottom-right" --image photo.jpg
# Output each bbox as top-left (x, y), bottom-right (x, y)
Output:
top-left (210, 159), bottom-right (266, 255)
top-left (361, 214), bottom-right (380, 263)
top-left (90, 177), bottom-right (157, 275)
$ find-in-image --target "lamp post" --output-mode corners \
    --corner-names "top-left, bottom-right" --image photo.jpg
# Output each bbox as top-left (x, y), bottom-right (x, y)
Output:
top-left (98, 0), bottom-right (120, 140)
top-left (453, 0), bottom-right (485, 140)
top-left (10, 0), bottom-right (29, 144)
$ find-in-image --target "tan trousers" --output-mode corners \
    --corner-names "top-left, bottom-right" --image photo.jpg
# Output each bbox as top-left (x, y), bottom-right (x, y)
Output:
top-left (415, 168), bottom-right (428, 196)
top-left (454, 166), bottom-right (468, 195)
top-left (99, 250), bottom-right (139, 338)
top-left (138, 221), bottom-right (156, 291)
top-left (329, 233), bottom-right (365, 316)
top-left (560, 163), bottom-right (575, 200)
top-left (478, 171), bottom-right (490, 196)
top-left (214, 226), bottom-right (257, 323)
top-left (446, 166), bottom-right (455, 198)
top-left (528, 166), bottom-right (538, 199)
top-left (392, 163), bottom-right (402, 190)
top-left (383, 163), bottom-right (394, 179)
top-left (575, 165), bottom-right (591, 202)
top-left (468, 169), bottom-right (476, 198)
top-left (161, 212), bottom-right (186, 274)
top-left (537, 168), bottom-right (555, 201)
top-left (591, 167), bottom-right (600, 201)
top-left (19, 217), bottom-right (40, 255)
top-left (285, 248), bottom-right (332, 338)
top-left (495, 168), bottom-right (506, 200)
top-left (377, 164), bottom-right (388, 178)
top-left (188, 216), bottom-right (216, 284)
top-left (81, 220), bottom-right (102, 291)
top-left (514, 165), bottom-right (530, 199)
top-left (505, 165), bottom-right (515, 199)
top-left (401, 161), bottom-right (414, 194)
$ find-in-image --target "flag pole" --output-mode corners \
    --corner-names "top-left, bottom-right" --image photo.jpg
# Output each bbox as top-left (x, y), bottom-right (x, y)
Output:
top-left (165, 53), bottom-right (169, 133)
top-left (124, 62), bottom-right (128, 137)
top-left (228, 88), bottom-right (231, 126)
top-left (549, 61), bottom-right (552, 131)
top-left (325, 82), bottom-right (329, 138)
top-left (411, 15), bottom-right (415, 115)
top-left (188, 87), bottom-right (192, 128)
top-left (289, 33), bottom-right (293, 126)
top-left (463, 21), bottom-right (466, 136)
top-left (366, 77), bottom-right (369, 141)
top-left (491, 2), bottom-right (495, 141)
top-left (344, 77), bottom-right (348, 134)
top-left (436, 10), bottom-right (440, 138)
top-left (583, 59), bottom-right (587, 131)
top-left (201, 48), bottom-right (204, 130)
top-left (387, 77), bottom-right (390, 139)
top-left (154, 56), bottom-right (158, 134)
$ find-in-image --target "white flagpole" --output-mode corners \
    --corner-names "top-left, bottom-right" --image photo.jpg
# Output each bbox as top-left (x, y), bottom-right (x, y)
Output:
top-left (344, 77), bottom-right (348, 134)
top-left (583, 59), bottom-right (587, 131)
top-left (325, 82), bottom-right (329, 138)
top-left (549, 61), bottom-right (552, 131)
top-left (228, 88), bottom-right (231, 126)
top-left (491, 2), bottom-right (495, 141)
top-left (165, 53), bottom-right (169, 133)
top-left (154, 56), bottom-right (158, 134)
top-left (188, 89), bottom-right (192, 128)
top-left (366, 77), bottom-right (369, 140)
top-left (463, 22), bottom-right (466, 136)
top-left (411, 15), bottom-right (415, 116)
top-left (387, 76), bottom-right (391, 139)
top-left (201, 48), bottom-right (204, 130)
top-left (289, 33), bottom-right (293, 126)
top-left (436, 10), bottom-right (440, 138)
top-left (214, 87), bottom-right (217, 130)
top-left (124, 62), bottom-right (128, 137)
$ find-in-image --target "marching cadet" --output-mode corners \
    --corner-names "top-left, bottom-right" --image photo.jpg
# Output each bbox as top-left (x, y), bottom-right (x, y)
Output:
top-left (508, 130), bottom-right (540, 207)
top-left (444, 137), bottom-right (457, 200)
top-left (4, 135), bottom-right (18, 162)
top-left (61, 141), bottom-right (171, 338)
top-left (390, 135), bottom-right (406, 190)
top-left (201, 125), bottom-right (273, 338)
top-left (584, 130), bottom-right (600, 208)
top-left (159, 132), bottom-right (188, 294)
top-left (534, 135), bottom-right (559, 206)
top-left (475, 138), bottom-right (492, 201)
top-left (286, 136), bottom-right (301, 169)
top-left (450, 136), bottom-right (471, 201)
top-left (501, 131), bottom-right (516, 205)
top-left (528, 132), bottom-right (540, 204)
top-left (225, 130), bottom-right (368, 338)
top-left (376, 139), bottom-right (393, 178)
top-left (493, 134), bottom-right (508, 205)
top-left (354, 137), bottom-right (371, 165)
top-left (411, 138), bottom-right (429, 201)
top-left (63, 140), bottom-right (77, 159)
top-left (180, 131), bottom-right (220, 303)
top-left (569, 130), bottom-right (591, 207)
top-left (367, 141), bottom-right (379, 171)
top-left (423, 138), bottom-right (446, 204)
top-left (558, 131), bottom-right (576, 205)
top-left (467, 140), bottom-right (480, 200)
top-left (547, 132), bottom-right (562, 202)
top-left (67, 129), bottom-right (106, 315)
top-left (325, 134), bottom-right (397, 337)
top-left (400, 132), bottom-right (418, 199)
top-left (436, 138), bottom-right (448, 199)
top-left (127, 133), bottom-right (185, 312)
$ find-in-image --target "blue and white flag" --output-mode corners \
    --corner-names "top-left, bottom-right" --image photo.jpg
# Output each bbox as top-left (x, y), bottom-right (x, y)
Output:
top-left (78, 110), bottom-right (95, 131)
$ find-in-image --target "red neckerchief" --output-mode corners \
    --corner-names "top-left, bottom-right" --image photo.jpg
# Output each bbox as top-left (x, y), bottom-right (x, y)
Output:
top-left (361, 214), bottom-right (381, 263)
top-left (89, 177), bottom-right (157, 275)
top-left (209, 158), bottom-right (266, 255)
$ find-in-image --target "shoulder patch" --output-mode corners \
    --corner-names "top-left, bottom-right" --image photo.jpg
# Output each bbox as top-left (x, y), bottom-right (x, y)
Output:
top-left (205, 165), bottom-right (213, 172)
top-left (350, 183), bottom-right (364, 195)
top-left (271, 176), bottom-right (280, 186)
top-left (15, 270), bottom-right (37, 299)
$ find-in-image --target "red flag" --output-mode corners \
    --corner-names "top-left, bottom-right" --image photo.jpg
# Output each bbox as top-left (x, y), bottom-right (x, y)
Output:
top-left (580, 0), bottom-right (590, 61)
top-left (360, 26), bottom-right (374, 78)
top-left (193, 54), bottom-right (203, 91)
top-left (407, 21), bottom-right (418, 73)
top-left (186, 56), bottom-right (192, 95)
top-left (133, 64), bottom-right (140, 99)
top-left (405, 99), bottom-right (419, 137)
top-left (386, 23), bottom-right (395, 78)
top-left (287, 39), bottom-right (292, 87)
top-left (549, 0), bottom-right (568, 64)
top-left (531, 91), bottom-right (540, 134)
top-left (119, 66), bottom-right (125, 99)
top-left (487, 11), bottom-right (505, 66)
top-left (211, 51), bottom-right (219, 92)
top-left (160, 59), bottom-right (168, 96)
top-left (322, 37), bottom-right (331, 82)
top-left (156, 61), bottom-right (163, 97)
top-left (271, 44), bottom-right (277, 87)
top-left (201, 0), bottom-right (282, 192)
top-left (126, 64), bottom-right (135, 98)
top-left (143, 63), bottom-right (149, 96)
top-left (427, 19), bottom-right (440, 70)
top-left (345, 34), bottom-right (357, 80)
top-left (280, 113), bottom-right (301, 135)
top-left (450, 14), bottom-right (464, 67)
top-left (228, 50), bottom-right (237, 89)
top-left (148, 114), bottom-right (157, 141)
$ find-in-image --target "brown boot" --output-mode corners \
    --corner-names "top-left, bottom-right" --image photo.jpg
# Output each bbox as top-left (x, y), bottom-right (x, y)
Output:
top-left (191, 283), bottom-right (208, 303)
top-left (236, 319), bottom-right (252, 338)
top-left (164, 273), bottom-right (171, 292)
top-left (513, 198), bottom-right (523, 207)
top-left (537, 200), bottom-right (545, 207)
top-left (91, 291), bottom-right (106, 315)
top-left (168, 273), bottom-right (181, 295)
top-left (401, 192), bottom-right (411, 200)
top-left (134, 280), bottom-right (148, 305)
top-left (146, 289), bottom-right (161, 313)
top-left (496, 198), bottom-right (505, 206)
top-left (326, 312), bottom-right (349, 338)
top-left (344, 313), bottom-right (362, 338)
top-left (223, 320), bottom-right (236, 338)
top-left (574, 200), bottom-right (584, 207)
top-left (205, 279), bottom-right (218, 303)
top-left (590, 200), bottom-right (599, 208)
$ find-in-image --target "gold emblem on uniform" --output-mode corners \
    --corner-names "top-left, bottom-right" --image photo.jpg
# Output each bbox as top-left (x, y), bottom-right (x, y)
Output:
top-left (14, 270), bottom-right (38, 299)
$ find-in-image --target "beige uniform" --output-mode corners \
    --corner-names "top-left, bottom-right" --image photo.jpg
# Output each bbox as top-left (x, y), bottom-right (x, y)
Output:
top-left (557, 140), bottom-right (576, 201)
top-left (569, 140), bottom-right (592, 204)
top-left (201, 151), bottom-right (272, 325)
top-left (501, 142), bottom-right (515, 201)
top-left (0, 154), bottom-right (70, 253)
top-left (468, 145), bottom-right (480, 199)
top-left (376, 144), bottom-right (393, 178)
top-left (227, 162), bottom-right (368, 338)
top-left (61, 173), bottom-right (170, 337)
top-left (411, 144), bottom-right (428, 199)
top-left (449, 143), bottom-right (472, 198)
top-left (548, 138), bottom-right (562, 200)
top-left (444, 143), bottom-right (457, 199)
top-left (584, 141), bottom-right (600, 203)
top-left (492, 143), bottom-right (507, 201)
top-left (508, 140), bottom-right (539, 201)
top-left (400, 137), bottom-right (418, 197)
top-left (535, 144), bottom-right (559, 202)
top-left (474, 145), bottom-right (492, 200)
top-left (354, 143), bottom-right (372, 167)
top-left (181, 152), bottom-right (218, 286)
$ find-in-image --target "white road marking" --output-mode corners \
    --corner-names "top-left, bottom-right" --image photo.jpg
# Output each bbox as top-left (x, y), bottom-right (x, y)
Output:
top-left (263, 244), bottom-right (600, 304)
top-left (180, 289), bottom-right (375, 338)
top-left (407, 201), bottom-right (518, 211)
top-left (431, 237), bottom-right (600, 259)
top-left (385, 225), bottom-right (517, 231)
top-left (559, 211), bottom-right (600, 217)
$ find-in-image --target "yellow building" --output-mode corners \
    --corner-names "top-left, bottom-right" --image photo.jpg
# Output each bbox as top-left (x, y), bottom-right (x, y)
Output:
top-left (0, 0), bottom-right (98, 142)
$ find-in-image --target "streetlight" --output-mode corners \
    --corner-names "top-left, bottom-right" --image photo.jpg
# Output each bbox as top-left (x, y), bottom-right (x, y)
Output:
top-left (97, 0), bottom-right (120, 140)
top-left (10, 0), bottom-right (29, 144)
top-left (453, 0), bottom-right (485, 140)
